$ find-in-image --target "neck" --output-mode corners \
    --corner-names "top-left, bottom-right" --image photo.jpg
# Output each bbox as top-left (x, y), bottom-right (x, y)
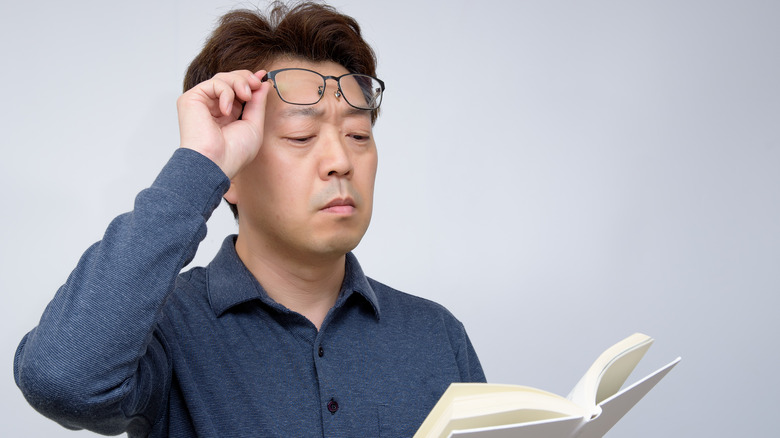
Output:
top-left (234, 234), bottom-right (346, 330)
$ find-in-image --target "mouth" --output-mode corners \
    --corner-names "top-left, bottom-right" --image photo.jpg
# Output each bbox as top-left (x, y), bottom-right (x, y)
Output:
top-left (321, 197), bottom-right (356, 214)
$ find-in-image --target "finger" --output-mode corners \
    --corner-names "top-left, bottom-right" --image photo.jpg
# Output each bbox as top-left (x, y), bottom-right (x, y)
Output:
top-left (214, 70), bottom-right (261, 102)
top-left (241, 80), bottom-right (271, 128)
top-left (235, 70), bottom-right (266, 106)
top-left (230, 99), bottom-right (244, 121)
top-left (214, 82), bottom-right (235, 117)
top-left (249, 70), bottom-right (265, 87)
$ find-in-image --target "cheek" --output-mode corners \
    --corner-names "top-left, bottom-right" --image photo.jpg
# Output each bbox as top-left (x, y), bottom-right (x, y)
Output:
top-left (234, 151), bottom-right (290, 211)
top-left (365, 151), bottom-right (378, 187)
top-left (262, 154), bottom-right (314, 207)
top-left (357, 152), bottom-right (379, 205)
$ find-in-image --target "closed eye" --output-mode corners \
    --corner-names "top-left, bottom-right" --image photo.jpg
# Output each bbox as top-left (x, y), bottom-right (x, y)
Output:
top-left (286, 136), bottom-right (315, 145)
top-left (349, 133), bottom-right (371, 142)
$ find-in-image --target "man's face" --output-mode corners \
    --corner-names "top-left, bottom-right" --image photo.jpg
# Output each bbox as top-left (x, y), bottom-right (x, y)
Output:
top-left (227, 59), bottom-right (378, 261)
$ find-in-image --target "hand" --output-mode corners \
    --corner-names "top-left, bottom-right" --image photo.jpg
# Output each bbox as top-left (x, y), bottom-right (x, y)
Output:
top-left (177, 70), bottom-right (271, 179)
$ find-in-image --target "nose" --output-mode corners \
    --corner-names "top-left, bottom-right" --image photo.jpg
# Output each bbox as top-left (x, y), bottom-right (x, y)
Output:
top-left (319, 130), bottom-right (353, 179)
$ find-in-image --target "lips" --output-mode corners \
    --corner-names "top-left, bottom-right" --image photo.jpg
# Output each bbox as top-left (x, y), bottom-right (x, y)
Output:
top-left (321, 198), bottom-right (356, 214)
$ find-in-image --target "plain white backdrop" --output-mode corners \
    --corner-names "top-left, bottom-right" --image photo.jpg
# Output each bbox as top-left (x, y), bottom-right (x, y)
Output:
top-left (2, 0), bottom-right (778, 436)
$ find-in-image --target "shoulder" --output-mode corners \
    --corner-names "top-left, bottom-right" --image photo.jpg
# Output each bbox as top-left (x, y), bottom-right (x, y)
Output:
top-left (367, 277), bottom-right (467, 333)
top-left (160, 267), bottom-right (212, 320)
top-left (172, 266), bottom-right (208, 299)
top-left (175, 266), bottom-right (207, 291)
top-left (366, 277), bottom-right (486, 382)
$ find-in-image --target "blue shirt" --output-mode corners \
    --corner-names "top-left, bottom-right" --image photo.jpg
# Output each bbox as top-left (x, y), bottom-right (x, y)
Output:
top-left (14, 149), bottom-right (485, 437)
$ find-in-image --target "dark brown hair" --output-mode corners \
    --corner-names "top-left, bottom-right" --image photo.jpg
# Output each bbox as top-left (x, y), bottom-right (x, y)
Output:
top-left (185, 2), bottom-right (378, 87)
top-left (183, 1), bottom-right (379, 218)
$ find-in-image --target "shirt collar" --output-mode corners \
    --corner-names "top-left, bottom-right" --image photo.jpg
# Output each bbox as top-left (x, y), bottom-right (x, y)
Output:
top-left (206, 235), bottom-right (380, 319)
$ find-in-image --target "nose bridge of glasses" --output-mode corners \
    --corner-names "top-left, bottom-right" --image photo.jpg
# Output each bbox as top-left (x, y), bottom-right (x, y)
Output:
top-left (322, 75), bottom-right (342, 99)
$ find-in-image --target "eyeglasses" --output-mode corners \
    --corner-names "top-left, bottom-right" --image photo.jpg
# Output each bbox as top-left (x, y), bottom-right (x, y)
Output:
top-left (263, 68), bottom-right (385, 111)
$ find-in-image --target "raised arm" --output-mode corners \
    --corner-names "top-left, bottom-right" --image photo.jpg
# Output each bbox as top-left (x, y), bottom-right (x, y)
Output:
top-left (14, 70), bottom-right (270, 435)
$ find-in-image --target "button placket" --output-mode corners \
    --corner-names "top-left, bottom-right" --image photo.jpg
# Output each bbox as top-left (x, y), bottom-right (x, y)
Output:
top-left (314, 332), bottom-right (341, 426)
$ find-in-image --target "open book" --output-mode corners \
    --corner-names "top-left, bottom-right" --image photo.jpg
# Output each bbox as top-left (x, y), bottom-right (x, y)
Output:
top-left (414, 333), bottom-right (680, 438)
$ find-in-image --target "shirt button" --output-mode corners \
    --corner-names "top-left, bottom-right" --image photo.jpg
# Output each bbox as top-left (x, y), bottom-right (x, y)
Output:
top-left (318, 346), bottom-right (324, 357)
top-left (327, 398), bottom-right (339, 414)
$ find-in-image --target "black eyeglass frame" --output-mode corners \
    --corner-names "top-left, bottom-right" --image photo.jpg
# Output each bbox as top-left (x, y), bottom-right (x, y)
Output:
top-left (262, 68), bottom-right (386, 111)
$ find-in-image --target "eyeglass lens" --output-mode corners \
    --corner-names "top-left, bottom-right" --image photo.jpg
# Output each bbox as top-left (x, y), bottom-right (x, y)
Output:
top-left (272, 69), bottom-right (383, 110)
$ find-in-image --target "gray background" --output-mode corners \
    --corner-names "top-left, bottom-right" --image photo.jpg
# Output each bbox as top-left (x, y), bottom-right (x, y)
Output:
top-left (2, 0), bottom-right (778, 436)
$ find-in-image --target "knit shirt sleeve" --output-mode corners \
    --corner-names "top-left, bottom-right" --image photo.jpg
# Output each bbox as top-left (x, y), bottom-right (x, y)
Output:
top-left (13, 148), bottom-right (230, 435)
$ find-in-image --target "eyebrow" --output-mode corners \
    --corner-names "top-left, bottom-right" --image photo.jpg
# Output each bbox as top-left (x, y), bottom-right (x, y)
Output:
top-left (280, 106), bottom-right (370, 120)
top-left (281, 106), bottom-right (322, 118)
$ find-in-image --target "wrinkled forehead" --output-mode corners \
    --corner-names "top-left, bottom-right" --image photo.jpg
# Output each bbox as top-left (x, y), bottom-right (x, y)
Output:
top-left (266, 57), bottom-right (350, 78)
top-left (262, 56), bottom-right (380, 125)
top-left (263, 58), bottom-right (373, 123)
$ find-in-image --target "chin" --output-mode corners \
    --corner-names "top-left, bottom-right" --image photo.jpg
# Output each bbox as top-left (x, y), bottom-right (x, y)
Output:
top-left (313, 231), bottom-right (366, 257)
top-left (316, 219), bottom-right (370, 253)
top-left (325, 237), bottom-right (363, 255)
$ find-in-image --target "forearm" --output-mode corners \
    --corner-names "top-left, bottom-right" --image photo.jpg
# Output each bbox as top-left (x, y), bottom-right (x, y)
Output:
top-left (14, 148), bottom-right (229, 433)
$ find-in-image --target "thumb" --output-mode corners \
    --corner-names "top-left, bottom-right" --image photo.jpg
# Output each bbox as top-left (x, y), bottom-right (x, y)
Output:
top-left (242, 80), bottom-right (271, 131)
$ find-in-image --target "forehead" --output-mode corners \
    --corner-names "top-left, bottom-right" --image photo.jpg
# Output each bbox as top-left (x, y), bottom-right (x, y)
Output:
top-left (266, 58), bottom-right (350, 77)
top-left (264, 58), bottom-right (371, 123)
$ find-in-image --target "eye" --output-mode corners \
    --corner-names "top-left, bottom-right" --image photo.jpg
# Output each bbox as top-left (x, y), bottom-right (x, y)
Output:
top-left (349, 133), bottom-right (371, 142)
top-left (286, 136), bottom-right (314, 145)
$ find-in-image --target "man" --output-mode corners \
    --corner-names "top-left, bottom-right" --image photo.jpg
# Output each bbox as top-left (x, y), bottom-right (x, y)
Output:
top-left (14, 3), bottom-right (485, 437)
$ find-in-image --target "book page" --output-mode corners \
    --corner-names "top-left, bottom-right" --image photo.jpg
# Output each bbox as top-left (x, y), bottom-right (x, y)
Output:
top-left (416, 384), bottom-right (586, 438)
top-left (415, 334), bottom-right (679, 438)
top-left (415, 384), bottom-right (556, 438)
top-left (567, 333), bottom-right (653, 410)
top-left (448, 415), bottom-right (584, 438)
top-left (575, 357), bottom-right (681, 438)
